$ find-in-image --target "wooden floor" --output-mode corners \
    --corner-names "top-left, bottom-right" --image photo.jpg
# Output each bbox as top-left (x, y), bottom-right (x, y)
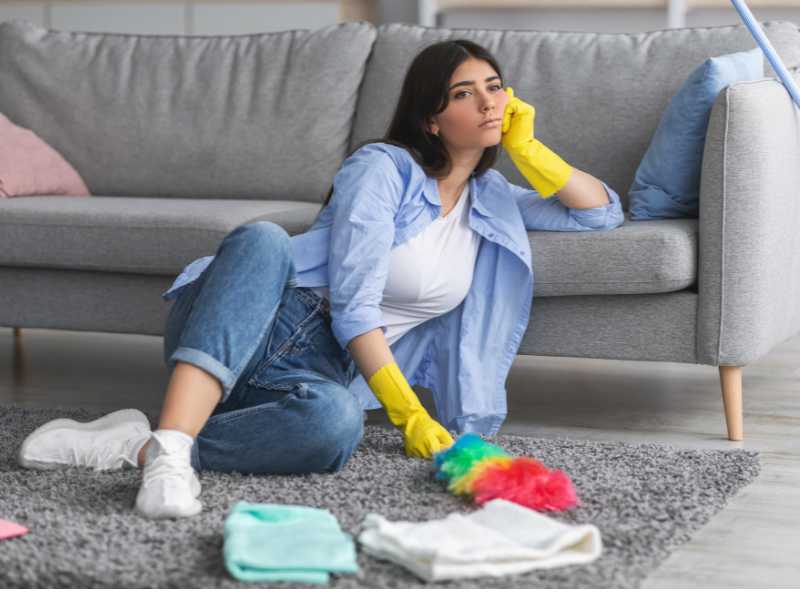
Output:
top-left (1, 325), bottom-right (798, 588)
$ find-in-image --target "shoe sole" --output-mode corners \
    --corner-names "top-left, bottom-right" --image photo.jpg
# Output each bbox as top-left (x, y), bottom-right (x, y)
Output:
top-left (18, 408), bottom-right (152, 470)
top-left (134, 500), bottom-right (203, 520)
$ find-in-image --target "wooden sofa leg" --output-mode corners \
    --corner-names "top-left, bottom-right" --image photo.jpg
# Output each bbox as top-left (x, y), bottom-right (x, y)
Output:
top-left (718, 365), bottom-right (744, 441)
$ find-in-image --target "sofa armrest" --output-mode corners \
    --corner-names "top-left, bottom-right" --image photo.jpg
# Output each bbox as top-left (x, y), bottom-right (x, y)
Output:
top-left (697, 77), bottom-right (800, 366)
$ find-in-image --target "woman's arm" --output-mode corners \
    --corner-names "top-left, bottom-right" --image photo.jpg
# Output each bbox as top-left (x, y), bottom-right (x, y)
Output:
top-left (348, 327), bottom-right (395, 382)
top-left (503, 170), bottom-right (625, 232)
top-left (556, 167), bottom-right (612, 210)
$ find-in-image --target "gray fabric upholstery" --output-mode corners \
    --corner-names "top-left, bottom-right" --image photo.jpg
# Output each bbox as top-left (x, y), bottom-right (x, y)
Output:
top-left (350, 21), bottom-right (800, 211)
top-left (530, 218), bottom-right (697, 297)
top-left (697, 72), bottom-right (800, 367)
top-left (0, 196), bottom-right (321, 274)
top-left (0, 267), bottom-right (173, 336)
top-left (0, 20), bottom-right (375, 201)
top-left (518, 291), bottom-right (698, 363)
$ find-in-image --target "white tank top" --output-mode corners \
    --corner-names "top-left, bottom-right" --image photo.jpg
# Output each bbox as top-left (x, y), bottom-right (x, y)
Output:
top-left (310, 182), bottom-right (481, 347)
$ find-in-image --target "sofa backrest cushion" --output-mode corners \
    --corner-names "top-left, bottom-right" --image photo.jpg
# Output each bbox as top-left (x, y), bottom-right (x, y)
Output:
top-left (350, 21), bottom-right (800, 210)
top-left (0, 19), bottom-right (376, 202)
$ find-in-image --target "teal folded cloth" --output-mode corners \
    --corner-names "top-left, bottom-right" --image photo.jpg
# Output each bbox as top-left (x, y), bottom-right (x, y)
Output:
top-left (223, 501), bottom-right (359, 584)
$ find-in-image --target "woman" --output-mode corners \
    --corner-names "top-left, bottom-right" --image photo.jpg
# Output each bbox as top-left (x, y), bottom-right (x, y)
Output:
top-left (17, 39), bottom-right (622, 520)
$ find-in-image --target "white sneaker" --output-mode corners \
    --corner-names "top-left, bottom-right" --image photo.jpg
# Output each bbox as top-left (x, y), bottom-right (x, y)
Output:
top-left (135, 429), bottom-right (202, 520)
top-left (18, 408), bottom-right (152, 471)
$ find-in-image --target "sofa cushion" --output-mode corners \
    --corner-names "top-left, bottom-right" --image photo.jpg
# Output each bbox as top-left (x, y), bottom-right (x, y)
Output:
top-left (628, 46), bottom-right (764, 220)
top-left (0, 196), bottom-right (321, 275)
top-left (351, 21), bottom-right (800, 213)
top-left (0, 195), bottom-right (696, 295)
top-left (0, 19), bottom-right (376, 202)
top-left (0, 113), bottom-right (91, 198)
top-left (528, 217), bottom-right (697, 297)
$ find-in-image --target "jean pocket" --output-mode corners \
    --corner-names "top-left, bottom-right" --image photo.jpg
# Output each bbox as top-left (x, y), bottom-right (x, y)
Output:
top-left (265, 317), bottom-right (323, 368)
top-left (246, 368), bottom-right (309, 399)
top-left (247, 317), bottom-right (320, 386)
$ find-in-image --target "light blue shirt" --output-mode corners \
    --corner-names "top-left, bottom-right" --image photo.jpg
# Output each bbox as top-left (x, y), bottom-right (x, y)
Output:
top-left (162, 142), bottom-right (625, 435)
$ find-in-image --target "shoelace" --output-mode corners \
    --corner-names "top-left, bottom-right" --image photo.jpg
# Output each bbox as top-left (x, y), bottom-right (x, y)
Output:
top-left (72, 445), bottom-right (115, 469)
top-left (143, 447), bottom-right (195, 487)
top-left (70, 430), bottom-right (148, 470)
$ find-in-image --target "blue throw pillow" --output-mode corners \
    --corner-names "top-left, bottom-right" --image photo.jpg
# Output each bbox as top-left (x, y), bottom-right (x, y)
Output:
top-left (628, 47), bottom-right (764, 220)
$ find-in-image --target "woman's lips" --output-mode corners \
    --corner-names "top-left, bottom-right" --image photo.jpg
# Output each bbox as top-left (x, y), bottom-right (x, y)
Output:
top-left (479, 119), bottom-right (501, 128)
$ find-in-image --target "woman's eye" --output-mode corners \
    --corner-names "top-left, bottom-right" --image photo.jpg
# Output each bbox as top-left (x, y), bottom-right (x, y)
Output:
top-left (454, 84), bottom-right (503, 99)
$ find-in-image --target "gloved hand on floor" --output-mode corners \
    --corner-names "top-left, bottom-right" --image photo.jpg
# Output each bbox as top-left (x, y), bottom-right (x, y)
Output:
top-left (501, 86), bottom-right (575, 198)
top-left (367, 362), bottom-right (454, 459)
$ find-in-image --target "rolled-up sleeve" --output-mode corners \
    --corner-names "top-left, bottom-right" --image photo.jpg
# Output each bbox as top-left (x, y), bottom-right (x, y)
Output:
top-left (161, 254), bottom-right (215, 301)
top-left (328, 148), bottom-right (404, 350)
top-left (511, 177), bottom-right (625, 231)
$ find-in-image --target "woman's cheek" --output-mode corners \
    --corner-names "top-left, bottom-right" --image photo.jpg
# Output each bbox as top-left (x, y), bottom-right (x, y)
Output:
top-left (496, 97), bottom-right (508, 118)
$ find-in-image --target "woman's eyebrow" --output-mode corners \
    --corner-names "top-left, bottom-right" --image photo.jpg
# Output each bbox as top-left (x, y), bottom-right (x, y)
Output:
top-left (448, 75), bottom-right (501, 91)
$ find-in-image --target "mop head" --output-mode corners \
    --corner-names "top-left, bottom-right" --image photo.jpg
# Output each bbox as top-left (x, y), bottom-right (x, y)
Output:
top-left (432, 433), bottom-right (580, 512)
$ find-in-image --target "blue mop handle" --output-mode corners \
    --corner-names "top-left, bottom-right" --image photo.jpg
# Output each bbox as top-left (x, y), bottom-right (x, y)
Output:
top-left (730, 0), bottom-right (800, 110)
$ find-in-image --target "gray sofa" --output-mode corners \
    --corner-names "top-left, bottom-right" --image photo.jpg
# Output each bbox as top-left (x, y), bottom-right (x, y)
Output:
top-left (2, 18), bottom-right (800, 442)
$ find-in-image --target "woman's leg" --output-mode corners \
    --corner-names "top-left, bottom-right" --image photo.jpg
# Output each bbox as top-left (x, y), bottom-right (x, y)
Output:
top-left (137, 362), bottom-right (222, 466)
top-left (188, 285), bottom-right (365, 475)
top-left (192, 377), bottom-right (364, 475)
top-left (18, 222), bottom-right (296, 486)
top-left (157, 220), bottom-right (296, 433)
top-left (134, 221), bottom-right (299, 519)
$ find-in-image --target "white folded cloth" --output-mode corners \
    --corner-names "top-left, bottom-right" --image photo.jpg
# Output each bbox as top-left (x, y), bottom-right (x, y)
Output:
top-left (357, 498), bottom-right (602, 582)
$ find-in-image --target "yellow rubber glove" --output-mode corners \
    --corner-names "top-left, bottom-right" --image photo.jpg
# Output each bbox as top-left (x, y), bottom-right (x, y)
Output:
top-left (501, 86), bottom-right (574, 198)
top-left (367, 362), bottom-right (454, 459)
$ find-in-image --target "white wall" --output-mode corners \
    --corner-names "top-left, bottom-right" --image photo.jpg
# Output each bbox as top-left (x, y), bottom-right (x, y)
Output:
top-left (0, 1), bottom-right (341, 34)
top-left (437, 6), bottom-right (800, 32)
top-left (0, 1), bottom-right (797, 34)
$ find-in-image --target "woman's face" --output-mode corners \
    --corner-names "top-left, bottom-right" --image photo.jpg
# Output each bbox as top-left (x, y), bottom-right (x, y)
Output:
top-left (429, 57), bottom-right (509, 151)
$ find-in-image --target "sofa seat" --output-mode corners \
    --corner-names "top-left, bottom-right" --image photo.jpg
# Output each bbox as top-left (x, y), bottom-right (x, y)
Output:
top-left (528, 216), bottom-right (698, 297)
top-left (0, 196), bottom-right (697, 296)
top-left (0, 196), bottom-right (322, 275)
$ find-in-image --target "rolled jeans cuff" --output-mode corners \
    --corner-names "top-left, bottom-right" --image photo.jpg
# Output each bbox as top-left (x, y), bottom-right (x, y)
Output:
top-left (168, 346), bottom-right (238, 404)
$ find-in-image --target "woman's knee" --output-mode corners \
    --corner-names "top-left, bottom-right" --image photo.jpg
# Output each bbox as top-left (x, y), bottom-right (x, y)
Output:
top-left (305, 386), bottom-right (364, 472)
top-left (229, 221), bottom-right (290, 254)
top-left (220, 221), bottom-right (294, 284)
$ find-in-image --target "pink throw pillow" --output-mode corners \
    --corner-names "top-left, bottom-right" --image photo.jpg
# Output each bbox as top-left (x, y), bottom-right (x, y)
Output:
top-left (0, 112), bottom-right (90, 197)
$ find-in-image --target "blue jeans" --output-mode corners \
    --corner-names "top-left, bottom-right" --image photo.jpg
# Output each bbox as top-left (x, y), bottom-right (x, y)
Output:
top-left (162, 221), bottom-right (364, 475)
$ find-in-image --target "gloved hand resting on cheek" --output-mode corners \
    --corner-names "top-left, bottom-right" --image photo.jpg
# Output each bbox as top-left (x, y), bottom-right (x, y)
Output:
top-left (501, 86), bottom-right (575, 198)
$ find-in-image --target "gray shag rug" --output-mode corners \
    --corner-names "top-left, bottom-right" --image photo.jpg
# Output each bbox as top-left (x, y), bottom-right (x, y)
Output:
top-left (0, 406), bottom-right (761, 588)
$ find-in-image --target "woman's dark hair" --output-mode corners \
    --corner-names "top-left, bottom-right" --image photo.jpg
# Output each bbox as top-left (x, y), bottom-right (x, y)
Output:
top-left (318, 38), bottom-right (504, 211)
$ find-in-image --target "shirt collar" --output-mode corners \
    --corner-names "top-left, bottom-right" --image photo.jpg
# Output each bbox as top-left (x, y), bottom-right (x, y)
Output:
top-left (422, 172), bottom-right (494, 219)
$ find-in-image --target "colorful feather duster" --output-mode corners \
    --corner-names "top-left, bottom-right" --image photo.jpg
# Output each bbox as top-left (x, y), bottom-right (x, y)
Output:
top-left (432, 433), bottom-right (580, 512)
